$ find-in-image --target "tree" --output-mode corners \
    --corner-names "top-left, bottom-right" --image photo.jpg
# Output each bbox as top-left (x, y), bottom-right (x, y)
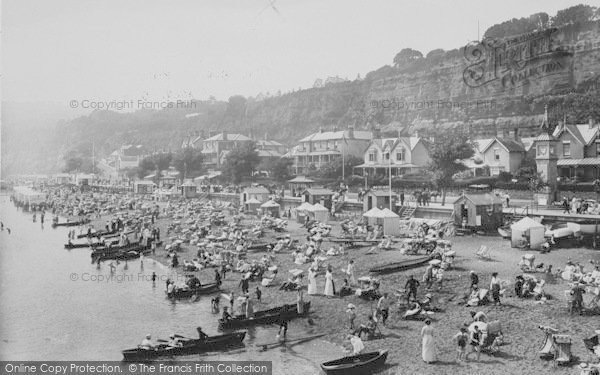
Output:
top-left (393, 48), bottom-right (423, 67)
top-left (263, 157), bottom-right (293, 183)
top-left (426, 48), bottom-right (445, 60)
top-left (137, 157), bottom-right (156, 179)
top-left (63, 155), bottom-right (84, 173)
top-left (428, 134), bottom-right (474, 205)
top-left (317, 155), bottom-right (362, 179)
top-left (221, 142), bottom-right (260, 184)
top-left (552, 5), bottom-right (596, 27)
top-left (173, 148), bottom-right (204, 181)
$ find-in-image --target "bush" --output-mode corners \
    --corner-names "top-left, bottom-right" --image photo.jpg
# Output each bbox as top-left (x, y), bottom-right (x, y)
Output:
top-left (453, 176), bottom-right (499, 188)
top-left (495, 181), bottom-right (530, 190)
top-left (498, 171), bottom-right (512, 182)
top-left (558, 183), bottom-right (595, 192)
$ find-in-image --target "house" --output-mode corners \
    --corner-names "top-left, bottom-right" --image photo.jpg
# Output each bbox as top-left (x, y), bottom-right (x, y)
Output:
top-left (302, 188), bottom-right (335, 210)
top-left (76, 174), bottom-right (95, 186)
top-left (290, 126), bottom-right (372, 175)
top-left (353, 136), bottom-right (431, 178)
top-left (453, 193), bottom-right (503, 230)
top-left (363, 189), bottom-right (397, 212)
top-left (480, 138), bottom-right (525, 175)
top-left (52, 173), bottom-right (72, 185)
top-left (287, 176), bottom-right (314, 194)
top-left (255, 137), bottom-right (287, 168)
top-left (240, 186), bottom-right (271, 205)
top-left (552, 119), bottom-right (600, 181)
top-left (134, 180), bottom-right (156, 194)
top-left (178, 180), bottom-right (197, 198)
top-left (191, 132), bottom-right (253, 169)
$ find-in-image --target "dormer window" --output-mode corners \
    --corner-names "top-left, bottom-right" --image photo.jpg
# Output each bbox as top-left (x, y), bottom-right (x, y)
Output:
top-left (563, 142), bottom-right (571, 157)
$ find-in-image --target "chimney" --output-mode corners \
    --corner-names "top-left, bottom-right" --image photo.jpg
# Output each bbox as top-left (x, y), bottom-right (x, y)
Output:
top-left (222, 131), bottom-right (227, 141)
top-left (371, 126), bottom-right (380, 139)
top-left (415, 131), bottom-right (419, 138)
top-left (333, 126), bottom-right (339, 132)
top-left (319, 127), bottom-right (323, 133)
top-left (264, 133), bottom-right (268, 141)
top-left (589, 117), bottom-right (595, 129)
top-left (348, 125), bottom-right (355, 139)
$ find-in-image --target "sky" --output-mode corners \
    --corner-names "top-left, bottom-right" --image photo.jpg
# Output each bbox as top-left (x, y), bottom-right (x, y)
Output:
top-left (1, 0), bottom-right (595, 110)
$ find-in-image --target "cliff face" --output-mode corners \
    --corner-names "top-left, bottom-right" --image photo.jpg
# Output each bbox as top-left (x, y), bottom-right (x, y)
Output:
top-left (3, 21), bottom-right (600, 175)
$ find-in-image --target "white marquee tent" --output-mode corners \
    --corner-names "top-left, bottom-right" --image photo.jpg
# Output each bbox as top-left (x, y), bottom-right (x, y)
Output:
top-left (510, 217), bottom-right (545, 250)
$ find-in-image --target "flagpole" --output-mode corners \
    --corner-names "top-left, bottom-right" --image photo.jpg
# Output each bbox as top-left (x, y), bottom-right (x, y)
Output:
top-left (342, 149), bottom-right (345, 180)
top-left (388, 152), bottom-right (392, 210)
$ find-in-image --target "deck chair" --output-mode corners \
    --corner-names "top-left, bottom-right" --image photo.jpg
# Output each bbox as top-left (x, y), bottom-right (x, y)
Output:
top-left (475, 245), bottom-right (492, 260)
top-left (553, 334), bottom-right (573, 366)
top-left (539, 326), bottom-right (559, 359)
top-left (583, 334), bottom-right (600, 362)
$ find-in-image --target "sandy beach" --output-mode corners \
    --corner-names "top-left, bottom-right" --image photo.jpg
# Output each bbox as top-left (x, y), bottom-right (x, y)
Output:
top-left (107, 200), bottom-right (600, 375)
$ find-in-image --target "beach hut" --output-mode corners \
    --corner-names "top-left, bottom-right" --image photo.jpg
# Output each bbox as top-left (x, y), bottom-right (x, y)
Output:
top-left (302, 188), bottom-right (334, 210)
top-left (244, 198), bottom-right (262, 214)
top-left (240, 186), bottom-right (270, 206)
top-left (288, 176), bottom-right (314, 193)
top-left (453, 193), bottom-right (503, 231)
top-left (295, 202), bottom-right (314, 223)
top-left (363, 207), bottom-right (383, 226)
top-left (377, 208), bottom-right (401, 236)
top-left (179, 181), bottom-right (197, 198)
top-left (307, 203), bottom-right (329, 223)
top-left (134, 180), bottom-right (156, 194)
top-left (511, 217), bottom-right (546, 250)
top-left (260, 200), bottom-right (281, 218)
top-left (363, 189), bottom-right (397, 212)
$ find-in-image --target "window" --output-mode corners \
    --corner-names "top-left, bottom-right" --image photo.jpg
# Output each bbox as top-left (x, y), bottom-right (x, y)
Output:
top-left (369, 152), bottom-right (377, 162)
top-left (396, 148), bottom-right (406, 162)
top-left (493, 148), bottom-right (500, 161)
top-left (596, 141), bottom-right (600, 156)
top-left (563, 142), bottom-right (571, 157)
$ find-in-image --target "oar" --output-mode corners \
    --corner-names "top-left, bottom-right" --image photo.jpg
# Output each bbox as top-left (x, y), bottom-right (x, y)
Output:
top-left (174, 334), bottom-right (192, 340)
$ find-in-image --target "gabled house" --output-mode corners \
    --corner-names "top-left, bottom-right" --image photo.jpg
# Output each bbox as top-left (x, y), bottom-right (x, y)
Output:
top-left (552, 118), bottom-right (600, 181)
top-left (480, 137), bottom-right (525, 175)
top-left (192, 132), bottom-right (253, 169)
top-left (353, 136), bottom-right (431, 177)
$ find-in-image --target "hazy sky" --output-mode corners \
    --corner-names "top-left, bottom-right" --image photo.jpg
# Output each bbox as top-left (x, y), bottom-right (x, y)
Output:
top-left (1, 0), bottom-right (594, 108)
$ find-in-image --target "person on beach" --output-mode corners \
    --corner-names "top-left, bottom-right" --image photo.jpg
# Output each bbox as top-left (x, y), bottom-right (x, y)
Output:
top-left (296, 288), bottom-right (304, 314)
top-left (490, 272), bottom-right (501, 306)
top-left (211, 296), bottom-right (220, 312)
top-left (405, 275), bottom-right (420, 304)
top-left (348, 332), bottom-right (364, 355)
top-left (245, 296), bottom-right (254, 318)
top-left (215, 269), bottom-right (222, 286)
top-left (221, 306), bottom-right (231, 322)
top-left (453, 327), bottom-right (469, 362)
top-left (346, 260), bottom-right (356, 285)
top-left (377, 293), bottom-right (391, 326)
top-left (470, 271), bottom-right (479, 289)
top-left (467, 325), bottom-right (482, 361)
top-left (277, 318), bottom-right (289, 341)
top-left (140, 334), bottom-right (155, 350)
top-left (239, 275), bottom-right (250, 294)
top-left (255, 286), bottom-right (262, 301)
top-left (167, 334), bottom-right (182, 348)
top-left (307, 266), bottom-right (318, 295)
top-left (346, 304), bottom-right (357, 330)
top-left (423, 264), bottom-right (434, 289)
top-left (324, 265), bottom-right (335, 297)
top-left (421, 319), bottom-right (436, 364)
top-left (151, 272), bottom-right (156, 286)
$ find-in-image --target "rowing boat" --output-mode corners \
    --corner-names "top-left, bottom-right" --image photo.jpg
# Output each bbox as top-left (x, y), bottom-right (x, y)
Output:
top-left (167, 283), bottom-right (220, 299)
top-left (121, 331), bottom-right (246, 361)
top-left (321, 350), bottom-right (388, 375)
top-left (369, 255), bottom-right (433, 274)
top-left (52, 219), bottom-right (90, 228)
top-left (218, 302), bottom-right (311, 330)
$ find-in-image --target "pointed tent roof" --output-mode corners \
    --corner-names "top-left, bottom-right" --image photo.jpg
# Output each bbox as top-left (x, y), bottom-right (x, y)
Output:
top-left (379, 208), bottom-right (400, 218)
top-left (363, 207), bottom-right (383, 217)
top-left (245, 198), bottom-right (262, 204)
top-left (297, 202), bottom-right (314, 211)
top-left (307, 203), bottom-right (329, 212)
top-left (260, 200), bottom-right (280, 208)
top-left (511, 217), bottom-right (544, 231)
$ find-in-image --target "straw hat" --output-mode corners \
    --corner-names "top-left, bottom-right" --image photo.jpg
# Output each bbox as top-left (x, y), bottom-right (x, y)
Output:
top-left (347, 303), bottom-right (356, 310)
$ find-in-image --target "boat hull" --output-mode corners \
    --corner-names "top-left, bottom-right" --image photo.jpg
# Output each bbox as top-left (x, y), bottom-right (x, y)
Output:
top-left (321, 350), bottom-right (388, 375)
top-left (121, 332), bottom-right (246, 361)
top-left (219, 302), bottom-right (311, 330)
top-left (369, 256), bottom-right (432, 274)
top-left (167, 283), bottom-right (220, 299)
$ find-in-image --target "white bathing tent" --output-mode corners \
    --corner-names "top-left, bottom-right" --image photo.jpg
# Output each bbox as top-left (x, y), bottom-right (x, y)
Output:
top-left (307, 203), bottom-right (329, 223)
top-left (363, 207), bottom-right (383, 226)
top-left (295, 202), bottom-right (314, 223)
top-left (376, 208), bottom-right (401, 236)
top-left (511, 217), bottom-right (546, 250)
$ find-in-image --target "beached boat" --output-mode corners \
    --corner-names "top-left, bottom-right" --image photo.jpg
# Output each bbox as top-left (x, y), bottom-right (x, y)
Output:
top-left (167, 283), bottom-right (220, 299)
top-left (575, 220), bottom-right (600, 235)
top-left (76, 229), bottom-right (117, 239)
top-left (246, 242), bottom-right (273, 252)
top-left (497, 227), bottom-right (510, 239)
top-left (64, 241), bottom-right (100, 249)
top-left (218, 302), bottom-right (311, 330)
top-left (91, 243), bottom-right (151, 257)
top-left (321, 350), bottom-right (388, 375)
top-left (52, 219), bottom-right (90, 228)
top-left (121, 331), bottom-right (246, 361)
top-left (369, 256), bottom-right (433, 274)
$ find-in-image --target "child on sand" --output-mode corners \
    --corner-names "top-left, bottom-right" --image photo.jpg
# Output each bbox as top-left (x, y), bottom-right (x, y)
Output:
top-left (452, 327), bottom-right (468, 362)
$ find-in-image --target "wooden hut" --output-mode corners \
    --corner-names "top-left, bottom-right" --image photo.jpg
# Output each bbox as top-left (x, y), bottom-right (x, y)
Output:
top-left (134, 180), bottom-right (156, 195)
top-left (179, 181), bottom-right (197, 198)
top-left (240, 186), bottom-right (270, 206)
top-left (453, 193), bottom-right (503, 230)
top-left (260, 200), bottom-right (281, 218)
top-left (302, 188), bottom-right (334, 210)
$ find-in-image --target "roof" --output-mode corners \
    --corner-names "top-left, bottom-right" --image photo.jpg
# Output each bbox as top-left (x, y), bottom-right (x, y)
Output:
top-left (299, 129), bottom-right (372, 142)
top-left (288, 176), bottom-right (315, 183)
top-left (245, 198), bottom-right (262, 204)
top-left (256, 139), bottom-right (284, 147)
top-left (303, 188), bottom-right (334, 196)
top-left (473, 138), bottom-right (494, 153)
top-left (135, 180), bottom-right (156, 185)
top-left (481, 138), bottom-right (525, 153)
top-left (296, 202), bottom-right (314, 211)
top-left (368, 137), bottom-right (426, 153)
top-left (557, 157), bottom-right (600, 166)
top-left (511, 216), bottom-right (544, 230)
top-left (454, 193), bottom-right (503, 205)
top-left (553, 123), bottom-right (599, 146)
top-left (203, 133), bottom-right (251, 142)
top-left (244, 186), bottom-right (270, 194)
top-left (363, 207), bottom-right (383, 217)
top-left (257, 149), bottom-right (283, 157)
top-left (520, 137), bottom-right (537, 152)
top-left (307, 203), bottom-right (329, 212)
top-left (260, 200), bottom-right (280, 208)
top-left (355, 163), bottom-right (419, 169)
top-left (367, 189), bottom-right (395, 197)
top-left (534, 133), bottom-right (556, 142)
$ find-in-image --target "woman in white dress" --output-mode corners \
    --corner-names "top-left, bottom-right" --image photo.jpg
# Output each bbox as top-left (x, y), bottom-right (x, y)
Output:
top-left (421, 319), bottom-right (436, 363)
top-left (307, 267), bottom-right (318, 295)
top-left (346, 259), bottom-right (356, 285)
top-left (324, 265), bottom-right (335, 297)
